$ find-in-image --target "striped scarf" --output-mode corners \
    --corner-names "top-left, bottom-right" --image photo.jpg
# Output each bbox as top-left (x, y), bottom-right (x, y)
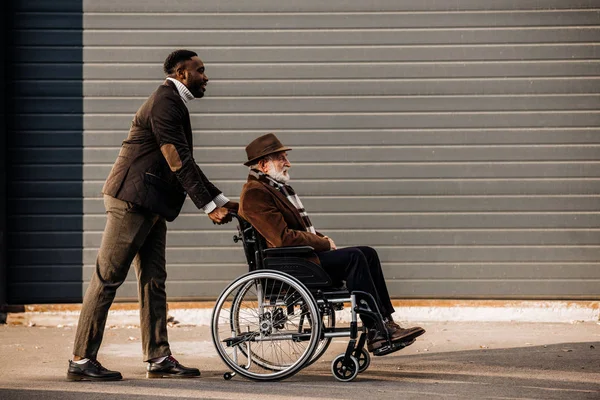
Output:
top-left (250, 169), bottom-right (316, 234)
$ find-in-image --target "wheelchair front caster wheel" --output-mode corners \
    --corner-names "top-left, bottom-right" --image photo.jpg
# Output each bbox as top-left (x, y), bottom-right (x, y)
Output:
top-left (223, 372), bottom-right (234, 380)
top-left (356, 348), bottom-right (371, 373)
top-left (331, 354), bottom-right (359, 382)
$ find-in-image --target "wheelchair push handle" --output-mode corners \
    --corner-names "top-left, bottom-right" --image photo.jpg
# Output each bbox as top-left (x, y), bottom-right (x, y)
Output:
top-left (227, 210), bottom-right (240, 219)
top-left (227, 210), bottom-right (245, 225)
top-left (226, 211), bottom-right (247, 244)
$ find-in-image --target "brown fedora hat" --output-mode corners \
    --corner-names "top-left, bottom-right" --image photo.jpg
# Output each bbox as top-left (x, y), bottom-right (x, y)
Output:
top-left (244, 133), bottom-right (292, 166)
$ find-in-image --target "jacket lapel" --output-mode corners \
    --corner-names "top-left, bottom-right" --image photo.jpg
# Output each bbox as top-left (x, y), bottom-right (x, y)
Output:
top-left (249, 175), bottom-right (306, 228)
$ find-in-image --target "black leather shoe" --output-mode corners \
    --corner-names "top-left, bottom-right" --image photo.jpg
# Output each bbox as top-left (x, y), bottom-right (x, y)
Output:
top-left (146, 355), bottom-right (201, 379)
top-left (67, 359), bottom-right (123, 381)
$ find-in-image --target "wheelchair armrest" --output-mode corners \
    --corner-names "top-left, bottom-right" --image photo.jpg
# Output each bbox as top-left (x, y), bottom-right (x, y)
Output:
top-left (263, 246), bottom-right (315, 257)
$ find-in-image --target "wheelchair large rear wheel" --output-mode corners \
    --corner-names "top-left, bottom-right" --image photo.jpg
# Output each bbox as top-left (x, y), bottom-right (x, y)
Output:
top-left (212, 270), bottom-right (321, 381)
top-left (228, 281), bottom-right (334, 370)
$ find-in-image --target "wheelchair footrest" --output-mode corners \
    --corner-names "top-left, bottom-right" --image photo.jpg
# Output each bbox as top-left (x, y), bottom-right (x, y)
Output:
top-left (372, 338), bottom-right (415, 357)
top-left (223, 332), bottom-right (258, 347)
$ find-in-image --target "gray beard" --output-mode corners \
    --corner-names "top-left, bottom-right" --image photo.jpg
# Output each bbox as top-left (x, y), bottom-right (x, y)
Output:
top-left (267, 161), bottom-right (290, 184)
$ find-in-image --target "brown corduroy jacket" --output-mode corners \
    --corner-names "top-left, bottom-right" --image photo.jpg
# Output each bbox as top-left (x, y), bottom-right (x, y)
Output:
top-left (239, 174), bottom-right (331, 264)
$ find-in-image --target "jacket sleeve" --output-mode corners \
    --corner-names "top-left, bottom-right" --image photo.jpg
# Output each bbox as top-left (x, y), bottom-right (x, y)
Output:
top-left (241, 187), bottom-right (331, 252)
top-left (150, 96), bottom-right (220, 209)
top-left (193, 163), bottom-right (222, 199)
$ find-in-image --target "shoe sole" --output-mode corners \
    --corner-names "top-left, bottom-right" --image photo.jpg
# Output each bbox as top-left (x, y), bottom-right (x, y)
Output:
top-left (67, 372), bottom-right (123, 381)
top-left (146, 372), bottom-right (201, 379)
top-left (366, 337), bottom-right (387, 352)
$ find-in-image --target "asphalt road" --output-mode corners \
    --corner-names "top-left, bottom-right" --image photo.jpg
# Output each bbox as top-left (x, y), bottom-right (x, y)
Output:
top-left (1, 321), bottom-right (598, 399)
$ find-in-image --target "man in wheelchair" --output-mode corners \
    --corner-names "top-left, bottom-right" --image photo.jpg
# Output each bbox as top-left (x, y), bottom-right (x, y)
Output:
top-left (238, 133), bottom-right (425, 354)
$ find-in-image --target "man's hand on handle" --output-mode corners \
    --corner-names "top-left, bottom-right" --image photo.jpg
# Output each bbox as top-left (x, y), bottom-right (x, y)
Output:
top-left (208, 207), bottom-right (233, 225)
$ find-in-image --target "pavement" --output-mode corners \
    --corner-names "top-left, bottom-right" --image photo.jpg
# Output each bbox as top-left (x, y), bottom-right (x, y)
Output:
top-left (0, 319), bottom-right (599, 400)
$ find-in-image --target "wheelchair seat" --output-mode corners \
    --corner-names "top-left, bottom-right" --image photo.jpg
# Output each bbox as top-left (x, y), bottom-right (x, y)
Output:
top-left (232, 212), bottom-right (346, 291)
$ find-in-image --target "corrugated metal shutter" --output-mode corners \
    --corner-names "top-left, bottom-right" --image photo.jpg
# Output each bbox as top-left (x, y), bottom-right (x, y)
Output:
top-left (83, 1), bottom-right (600, 300)
top-left (1, 4), bottom-right (9, 309)
top-left (7, 1), bottom-right (83, 303)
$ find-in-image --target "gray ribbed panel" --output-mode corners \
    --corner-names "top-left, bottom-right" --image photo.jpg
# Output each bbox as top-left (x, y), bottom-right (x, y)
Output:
top-left (84, 11), bottom-right (600, 29)
top-left (82, 1), bottom-right (599, 12)
top-left (83, 1), bottom-right (600, 300)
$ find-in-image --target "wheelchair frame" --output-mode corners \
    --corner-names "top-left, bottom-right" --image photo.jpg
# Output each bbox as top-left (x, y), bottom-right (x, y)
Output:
top-left (211, 213), bottom-right (411, 382)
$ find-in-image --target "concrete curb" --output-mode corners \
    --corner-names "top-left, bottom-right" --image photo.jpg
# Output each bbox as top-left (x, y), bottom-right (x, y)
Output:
top-left (4, 300), bottom-right (599, 327)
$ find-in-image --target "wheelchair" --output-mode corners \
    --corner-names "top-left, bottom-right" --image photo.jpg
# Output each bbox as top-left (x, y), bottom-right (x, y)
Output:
top-left (211, 212), bottom-right (412, 382)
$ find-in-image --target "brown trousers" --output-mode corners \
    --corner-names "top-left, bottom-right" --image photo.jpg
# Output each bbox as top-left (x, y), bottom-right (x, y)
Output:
top-left (73, 195), bottom-right (171, 361)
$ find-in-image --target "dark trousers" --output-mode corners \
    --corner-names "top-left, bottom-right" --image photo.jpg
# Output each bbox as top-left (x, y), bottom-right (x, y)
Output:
top-left (317, 246), bottom-right (395, 329)
top-left (73, 195), bottom-right (171, 362)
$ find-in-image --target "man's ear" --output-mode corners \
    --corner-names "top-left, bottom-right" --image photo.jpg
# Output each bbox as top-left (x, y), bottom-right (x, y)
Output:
top-left (257, 158), bottom-right (269, 173)
top-left (175, 63), bottom-right (187, 80)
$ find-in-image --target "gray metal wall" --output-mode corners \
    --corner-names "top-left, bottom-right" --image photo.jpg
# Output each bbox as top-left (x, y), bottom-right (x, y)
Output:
top-left (81, 1), bottom-right (599, 300)
top-left (7, 1), bottom-right (84, 303)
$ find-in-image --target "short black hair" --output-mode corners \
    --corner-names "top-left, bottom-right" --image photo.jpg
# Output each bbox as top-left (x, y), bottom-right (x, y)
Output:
top-left (163, 49), bottom-right (198, 75)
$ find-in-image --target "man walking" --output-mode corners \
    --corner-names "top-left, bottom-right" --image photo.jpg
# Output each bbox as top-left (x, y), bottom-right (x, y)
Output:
top-left (67, 50), bottom-right (237, 381)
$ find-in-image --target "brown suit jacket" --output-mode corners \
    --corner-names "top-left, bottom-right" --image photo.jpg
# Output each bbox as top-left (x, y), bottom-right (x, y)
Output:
top-left (239, 174), bottom-right (331, 264)
top-left (102, 80), bottom-right (221, 221)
